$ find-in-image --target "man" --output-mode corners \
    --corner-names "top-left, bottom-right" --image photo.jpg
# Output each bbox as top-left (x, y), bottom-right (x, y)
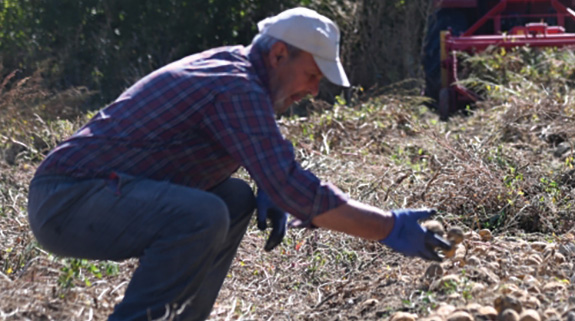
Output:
top-left (27, 7), bottom-right (451, 321)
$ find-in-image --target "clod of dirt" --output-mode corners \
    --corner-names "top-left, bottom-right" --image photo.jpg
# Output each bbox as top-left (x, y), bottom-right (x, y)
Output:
top-left (435, 304), bottom-right (456, 318)
top-left (447, 227), bottom-right (465, 244)
top-left (525, 253), bottom-right (543, 265)
top-left (466, 231), bottom-right (481, 241)
top-left (479, 229), bottom-right (493, 241)
top-left (430, 275), bottom-right (460, 292)
top-left (518, 309), bottom-right (540, 321)
top-left (421, 315), bottom-right (445, 321)
top-left (522, 296), bottom-right (541, 310)
top-left (361, 298), bottom-right (379, 307)
top-left (500, 283), bottom-right (521, 295)
top-left (522, 275), bottom-right (541, 289)
top-left (446, 311), bottom-right (473, 321)
top-left (543, 309), bottom-right (561, 321)
top-left (551, 251), bottom-right (565, 263)
top-left (390, 311), bottom-right (418, 321)
top-left (471, 283), bottom-right (487, 295)
top-left (477, 306), bottom-right (498, 320)
top-left (464, 303), bottom-right (483, 314)
top-left (494, 295), bottom-right (523, 314)
top-left (542, 281), bottom-right (567, 292)
top-left (466, 255), bottom-right (481, 266)
top-left (529, 242), bottom-right (547, 252)
top-left (476, 266), bottom-right (501, 284)
top-left (452, 243), bottom-right (466, 263)
top-left (499, 309), bottom-right (520, 321)
top-left (424, 263), bottom-right (443, 279)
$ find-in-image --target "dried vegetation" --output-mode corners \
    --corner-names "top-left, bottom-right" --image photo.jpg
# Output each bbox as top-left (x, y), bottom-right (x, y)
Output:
top-left (1, 48), bottom-right (575, 320)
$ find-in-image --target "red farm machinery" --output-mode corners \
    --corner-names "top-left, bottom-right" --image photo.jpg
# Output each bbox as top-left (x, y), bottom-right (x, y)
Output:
top-left (423, 0), bottom-right (575, 119)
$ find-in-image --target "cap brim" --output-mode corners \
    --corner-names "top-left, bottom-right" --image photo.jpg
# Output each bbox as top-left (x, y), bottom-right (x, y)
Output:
top-left (314, 56), bottom-right (350, 87)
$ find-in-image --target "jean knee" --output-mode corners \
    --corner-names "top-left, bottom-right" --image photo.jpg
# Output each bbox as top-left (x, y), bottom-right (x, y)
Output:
top-left (209, 178), bottom-right (255, 222)
top-left (163, 192), bottom-right (230, 241)
top-left (232, 179), bottom-right (256, 214)
top-left (203, 195), bottom-right (230, 238)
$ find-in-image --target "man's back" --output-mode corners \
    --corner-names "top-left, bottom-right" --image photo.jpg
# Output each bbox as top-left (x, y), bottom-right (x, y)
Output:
top-left (35, 45), bottom-right (270, 190)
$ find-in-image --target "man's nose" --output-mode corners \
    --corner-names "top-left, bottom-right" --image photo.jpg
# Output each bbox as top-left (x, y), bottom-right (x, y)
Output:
top-left (310, 79), bottom-right (320, 97)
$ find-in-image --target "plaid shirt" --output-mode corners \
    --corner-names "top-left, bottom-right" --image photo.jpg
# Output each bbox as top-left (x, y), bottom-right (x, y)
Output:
top-left (35, 44), bottom-right (348, 221)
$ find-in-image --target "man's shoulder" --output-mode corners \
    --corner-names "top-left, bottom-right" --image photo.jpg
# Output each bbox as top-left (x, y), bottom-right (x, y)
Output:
top-left (189, 46), bottom-right (266, 95)
top-left (179, 45), bottom-right (250, 71)
top-left (190, 45), bottom-right (246, 63)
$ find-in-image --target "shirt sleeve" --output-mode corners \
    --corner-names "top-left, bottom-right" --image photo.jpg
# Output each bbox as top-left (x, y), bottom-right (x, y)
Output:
top-left (201, 89), bottom-right (349, 221)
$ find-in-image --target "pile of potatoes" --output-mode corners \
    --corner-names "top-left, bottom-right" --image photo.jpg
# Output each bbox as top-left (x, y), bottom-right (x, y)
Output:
top-left (422, 220), bottom-right (465, 261)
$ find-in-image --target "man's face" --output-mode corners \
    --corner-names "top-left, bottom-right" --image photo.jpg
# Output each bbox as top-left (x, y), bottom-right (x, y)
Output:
top-left (267, 43), bottom-right (323, 113)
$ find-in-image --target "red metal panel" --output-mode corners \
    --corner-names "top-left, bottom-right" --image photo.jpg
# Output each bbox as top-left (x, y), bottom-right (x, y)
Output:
top-left (447, 32), bottom-right (575, 52)
top-left (434, 0), bottom-right (478, 8)
top-left (462, 0), bottom-right (575, 35)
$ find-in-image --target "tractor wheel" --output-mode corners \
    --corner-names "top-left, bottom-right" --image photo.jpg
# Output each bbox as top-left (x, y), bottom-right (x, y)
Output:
top-left (423, 8), bottom-right (469, 110)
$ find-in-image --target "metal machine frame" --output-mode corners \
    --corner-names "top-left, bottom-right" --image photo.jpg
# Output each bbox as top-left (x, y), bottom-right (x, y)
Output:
top-left (438, 0), bottom-right (575, 118)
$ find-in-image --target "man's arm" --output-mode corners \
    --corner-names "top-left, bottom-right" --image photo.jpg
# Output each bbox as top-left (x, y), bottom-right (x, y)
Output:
top-left (312, 201), bottom-right (453, 262)
top-left (311, 200), bottom-right (393, 240)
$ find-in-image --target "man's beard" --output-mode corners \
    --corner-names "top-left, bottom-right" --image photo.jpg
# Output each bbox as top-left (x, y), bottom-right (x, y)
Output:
top-left (272, 91), bottom-right (292, 114)
top-left (273, 99), bottom-right (290, 113)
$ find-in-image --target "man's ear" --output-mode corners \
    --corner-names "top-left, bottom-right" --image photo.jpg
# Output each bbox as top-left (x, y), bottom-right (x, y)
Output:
top-left (268, 41), bottom-right (289, 68)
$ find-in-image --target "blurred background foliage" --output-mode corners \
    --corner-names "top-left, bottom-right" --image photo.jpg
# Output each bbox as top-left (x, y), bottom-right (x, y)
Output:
top-left (0, 0), bottom-right (431, 108)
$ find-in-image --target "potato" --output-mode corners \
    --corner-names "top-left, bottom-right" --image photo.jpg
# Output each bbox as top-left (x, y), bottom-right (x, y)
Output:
top-left (478, 229), bottom-right (493, 241)
top-left (443, 245), bottom-right (456, 258)
top-left (423, 220), bottom-right (445, 236)
top-left (447, 227), bottom-right (465, 244)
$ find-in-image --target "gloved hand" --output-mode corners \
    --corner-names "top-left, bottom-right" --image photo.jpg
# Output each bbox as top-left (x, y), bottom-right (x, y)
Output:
top-left (380, 208), bottom-right (452, 262)
top-left (256, 189), bottom-right (288, 251)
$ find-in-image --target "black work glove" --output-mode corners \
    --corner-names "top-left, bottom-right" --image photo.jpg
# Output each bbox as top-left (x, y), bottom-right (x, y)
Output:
top-left (256, 190), bottom-right (288, 251)
top-left (379, 208), bottom-right (452, 262)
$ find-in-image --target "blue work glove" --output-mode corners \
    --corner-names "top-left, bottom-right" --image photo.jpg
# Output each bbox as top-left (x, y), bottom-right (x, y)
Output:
top-left (380, 209), bottom-right (452, 262)
top-left (256, 190), bottom-right (288, 251)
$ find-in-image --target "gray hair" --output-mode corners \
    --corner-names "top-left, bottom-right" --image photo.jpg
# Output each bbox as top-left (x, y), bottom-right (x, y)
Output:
top-left (251, 34), bottom-right (303, 57)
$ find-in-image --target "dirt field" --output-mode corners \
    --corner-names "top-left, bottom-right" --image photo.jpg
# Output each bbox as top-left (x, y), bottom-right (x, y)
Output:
top-left (1, 47), bottom-right (575, 320)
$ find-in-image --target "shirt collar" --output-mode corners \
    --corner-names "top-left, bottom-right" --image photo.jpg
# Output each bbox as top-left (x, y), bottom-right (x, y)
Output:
top-left (247, 44), bottom-right (271, 95)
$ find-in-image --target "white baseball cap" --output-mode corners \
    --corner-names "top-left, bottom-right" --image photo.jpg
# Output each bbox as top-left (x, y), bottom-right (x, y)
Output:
top-left (257, 7), bottom-right (350, 87)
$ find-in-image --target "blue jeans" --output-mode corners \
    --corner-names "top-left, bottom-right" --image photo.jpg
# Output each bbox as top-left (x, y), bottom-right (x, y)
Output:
top-left (27, 173), bottom-right (255, 321)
